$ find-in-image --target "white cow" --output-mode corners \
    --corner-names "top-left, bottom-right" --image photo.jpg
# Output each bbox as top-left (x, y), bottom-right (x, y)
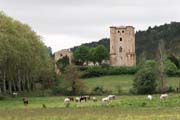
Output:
top-left (147, 95), bottom-right (152, 100)
top-left (64, 98), bottom-right (70, 103)
top-left (92, 97), bottom-right (97, 102)
top-left (108, 95), bottom-right (116, 100)
top-left (160, 94), bottom-right (168, 100)
top-left (75, 97), bottom-right (80, 102)
top-left (102, 97), bottom-right (109, 102)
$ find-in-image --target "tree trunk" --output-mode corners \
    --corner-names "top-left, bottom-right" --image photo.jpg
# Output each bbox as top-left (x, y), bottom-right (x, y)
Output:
top-left (26, 72), bottom-right (30, 91)
top-left (3, 72), bottom-right (6, 93)
top-left (8, 80), bottom-right (12, 93)
top-left (12, 79), bottom-right (16, 92)
top-left (17, 70), bottom-right (22, 92)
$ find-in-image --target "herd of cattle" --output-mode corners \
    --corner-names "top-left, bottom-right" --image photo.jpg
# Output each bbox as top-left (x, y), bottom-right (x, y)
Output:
top-left (19, 93), bottom-right (169, 106)
top-left (64, 95), bottom-right (116, 104)
top-left (64, 94), bottom-right (168, 104)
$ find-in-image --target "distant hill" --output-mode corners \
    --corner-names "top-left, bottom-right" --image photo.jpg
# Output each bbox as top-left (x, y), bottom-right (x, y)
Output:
top-left (71, 22), bottom-right (180, 61)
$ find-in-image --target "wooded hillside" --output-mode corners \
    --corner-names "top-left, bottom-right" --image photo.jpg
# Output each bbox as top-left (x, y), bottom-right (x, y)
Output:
top-left (72, 22), bottom-right (180, 61)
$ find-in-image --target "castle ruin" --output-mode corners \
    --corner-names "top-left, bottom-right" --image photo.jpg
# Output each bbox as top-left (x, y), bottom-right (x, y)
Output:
top-left (110, 26), bottom-right (136, 66)
top-left (54, 49), bottom-right (73, 74)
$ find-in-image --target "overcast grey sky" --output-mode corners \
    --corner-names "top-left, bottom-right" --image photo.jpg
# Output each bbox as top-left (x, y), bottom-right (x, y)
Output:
top-left (0, 0), bottom-right (180, 52)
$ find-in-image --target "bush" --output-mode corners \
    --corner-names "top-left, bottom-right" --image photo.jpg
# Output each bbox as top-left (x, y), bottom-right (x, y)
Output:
top-left (81, 66), bottom-right (139, 78)
top-left (178, 70), bottom-right (180, 77)
top-left (132, 68), bottom-right (157, 94)
top-left (167, 85), bottom-right (176, 93)
top-left (81, 66), bottom-right (108, 78)
top-left (165, 60), bottom-right (178, 76)
top-left (108, 66), bottom-right (138, 75)
top-left (142, 60), bottom-right (157, 69)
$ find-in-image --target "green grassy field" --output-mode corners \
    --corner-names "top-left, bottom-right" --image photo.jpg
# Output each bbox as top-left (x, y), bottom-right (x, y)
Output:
top-left (83, 75), bottom-right (180, 94)
top-left (1, 94), bottom-right (180, 120)
top-left (0, 75), bottom-right (180, 120)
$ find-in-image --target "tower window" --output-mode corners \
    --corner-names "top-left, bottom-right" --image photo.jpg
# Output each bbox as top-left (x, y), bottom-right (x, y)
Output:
top-left (118, 31), bottom-right (120, 33)
top-left (119, 47), bottom-right (122, 53)
top-left (120, 38), bottom-right (122, 41)
top-left (122, 30), bottom-right (124, 33)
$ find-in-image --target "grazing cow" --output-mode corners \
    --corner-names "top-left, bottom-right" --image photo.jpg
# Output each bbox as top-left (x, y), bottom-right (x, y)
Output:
top-left (147, 95), bottom-right (152, 101)
top-left (92, 97), bottom-right (97, 102)
top-left (102, 97), bottom-right (109, 102)
top-left (84, 95), bottom-right (90, 100)
top-left (80, 96), bottom-right (87, 102)
top-left (75, 97), bottom-right (80, 102)
top-left (64, 98), bottom-right (70, 103)
top-left (108, 95), bottom-right (116, 100)
top-left (160, 94), bottom-right (168, 100)
top-left (22, 97), bottom-right (28, 106)
top-left (68, 97), bottom-right (74, 101)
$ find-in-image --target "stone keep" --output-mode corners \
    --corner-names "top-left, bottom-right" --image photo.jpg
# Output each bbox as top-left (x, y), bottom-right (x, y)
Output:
top-left (110, 26), bottom-right (136, 66)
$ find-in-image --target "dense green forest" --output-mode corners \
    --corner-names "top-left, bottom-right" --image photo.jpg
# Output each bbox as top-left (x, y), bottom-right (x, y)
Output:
top-left (72, 22), bottom-right (180, 61)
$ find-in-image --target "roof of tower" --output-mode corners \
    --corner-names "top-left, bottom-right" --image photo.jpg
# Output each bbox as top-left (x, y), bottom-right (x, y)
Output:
top-left (110, 26), bottom-right (134, 29)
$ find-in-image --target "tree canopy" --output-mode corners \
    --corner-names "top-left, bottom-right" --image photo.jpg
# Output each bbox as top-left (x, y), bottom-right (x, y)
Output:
top-left (0, 12), bottom-right (54, 93)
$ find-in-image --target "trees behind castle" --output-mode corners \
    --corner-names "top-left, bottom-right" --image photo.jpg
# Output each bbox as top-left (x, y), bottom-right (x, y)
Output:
top-left (73, 45), bottom-right (109, 65)
top-left (0, 12), bottom-right (54, 93)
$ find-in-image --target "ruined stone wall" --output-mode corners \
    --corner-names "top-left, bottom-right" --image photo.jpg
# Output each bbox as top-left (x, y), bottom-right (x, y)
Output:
top-left (54, 49), bottom-right (73, 64)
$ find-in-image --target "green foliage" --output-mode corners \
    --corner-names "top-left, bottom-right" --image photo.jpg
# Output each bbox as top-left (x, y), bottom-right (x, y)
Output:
top-left (63, 65), bottom-right (85, 95)
top-left (89, 47), bottom-right (96, 65)
top-left (136, 22), bottom-right (180, 59)
top-left (81, 66), bottom-right (139, 78)
top-left (168, 55), bottom-right (180, 69)
top-left (178, 70), bottom-right (180, 77)
top-left (141, 60), bottom-right (157, 69)
top-left (94, 45), bottom-right (109, 64)
top-left (164, 60), bottom-right (178, 76)
top-left (108, 66), bottom-right (138, 75)
top-left (132, 68), bottom-right (157, 94)
top-left (56, 55), bottom-right (70, 72)
top-left (167, 85), bottom-right (176, 92)
top-left (71, 38), bottom-right (110, 53)
top-left (0, 12), bottom-right (54, 93)
top-left (73, 45), bottom-right (108, 65)
top-left (73, 45), bottom-right (90, 65)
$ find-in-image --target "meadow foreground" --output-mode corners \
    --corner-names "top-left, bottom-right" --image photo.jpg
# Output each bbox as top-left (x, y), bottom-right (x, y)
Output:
top-left (1, 94), bottom-right (180, 120)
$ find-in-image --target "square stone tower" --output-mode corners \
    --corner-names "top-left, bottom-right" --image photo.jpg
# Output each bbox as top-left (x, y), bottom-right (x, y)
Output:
top-left (110, 26), bottom-right (136, 66)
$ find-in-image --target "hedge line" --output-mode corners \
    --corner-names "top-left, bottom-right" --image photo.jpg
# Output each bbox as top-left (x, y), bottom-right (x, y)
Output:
top-left (78, 66), bottom-right (139, 78)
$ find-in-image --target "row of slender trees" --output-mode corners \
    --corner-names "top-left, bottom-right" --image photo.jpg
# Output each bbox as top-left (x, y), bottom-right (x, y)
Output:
top-left (0, 12), bottom-right (54, 94)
